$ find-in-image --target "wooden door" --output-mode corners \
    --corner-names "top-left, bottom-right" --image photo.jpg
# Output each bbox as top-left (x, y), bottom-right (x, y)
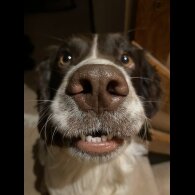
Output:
top-left (134, 0), bottom-right (170, 65)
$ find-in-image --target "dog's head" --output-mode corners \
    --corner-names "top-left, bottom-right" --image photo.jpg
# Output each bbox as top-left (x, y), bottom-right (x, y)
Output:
top-left (36, 33), bottom-right (161, 161)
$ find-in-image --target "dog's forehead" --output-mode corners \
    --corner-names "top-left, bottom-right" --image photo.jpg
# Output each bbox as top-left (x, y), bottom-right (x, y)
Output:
top-left (61, 33), bottom-right (129, 54)
top-left (98, 33), bottom-right (129, 50)
top-left (66, 33), bottom-right (125, 43)
top-left (66, 34), bottom-right (94, 46)
top-left (60, 34), bottom-right (93, 53)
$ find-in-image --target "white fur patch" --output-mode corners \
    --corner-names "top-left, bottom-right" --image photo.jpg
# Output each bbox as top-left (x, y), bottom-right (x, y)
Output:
top-left (91, 34), bottom-right (98, 58)
top-left (43, 143), bottom-right (136, 195)
top-left (127, 139), bottom-right (148, 156)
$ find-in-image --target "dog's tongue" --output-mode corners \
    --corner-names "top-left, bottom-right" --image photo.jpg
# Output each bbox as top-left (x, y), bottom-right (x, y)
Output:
top-left (75, 138), bottom-right (123, 154)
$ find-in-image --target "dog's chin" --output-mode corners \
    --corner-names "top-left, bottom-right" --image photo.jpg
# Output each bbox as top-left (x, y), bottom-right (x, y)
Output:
top-left (63, 133), bottom-right (131, 162)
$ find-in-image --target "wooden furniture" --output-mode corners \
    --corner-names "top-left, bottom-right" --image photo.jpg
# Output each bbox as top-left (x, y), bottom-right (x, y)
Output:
top-left (134, 0), bottom-right (170, 65)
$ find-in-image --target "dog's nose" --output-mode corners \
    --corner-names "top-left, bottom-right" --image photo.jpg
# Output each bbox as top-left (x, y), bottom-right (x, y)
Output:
top-left (66, 64), bottom-right (129, 114)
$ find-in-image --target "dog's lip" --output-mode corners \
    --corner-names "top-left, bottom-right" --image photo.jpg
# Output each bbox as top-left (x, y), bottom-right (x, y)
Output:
top-left (74, 137), bottom-right (124, 154)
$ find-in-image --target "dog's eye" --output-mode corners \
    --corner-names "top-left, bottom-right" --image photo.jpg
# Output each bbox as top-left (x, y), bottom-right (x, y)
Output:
top-left (120, 54), bottom-right (134, 68)
top-left (121, 54), bottom-right (130, 64)
top-left (59, 51), bottom-right (72, 66)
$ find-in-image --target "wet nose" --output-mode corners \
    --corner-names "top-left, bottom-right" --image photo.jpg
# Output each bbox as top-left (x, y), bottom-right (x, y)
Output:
top-left (66, 64), bottom-right (129, 114)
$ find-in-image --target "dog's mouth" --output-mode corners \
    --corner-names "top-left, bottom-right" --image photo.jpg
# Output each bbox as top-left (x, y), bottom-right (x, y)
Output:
top-left (76, 135), bottom-right (124, 154)
top-left (69, 131), bottom-right (125, 155)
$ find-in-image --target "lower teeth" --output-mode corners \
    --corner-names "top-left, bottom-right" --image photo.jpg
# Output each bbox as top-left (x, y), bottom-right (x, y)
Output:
top-left (81, 134), bottom-right (114, 143)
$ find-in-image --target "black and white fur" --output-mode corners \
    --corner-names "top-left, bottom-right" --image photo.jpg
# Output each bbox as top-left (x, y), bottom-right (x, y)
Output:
top-left (34, 33), bottom-right (161, 195)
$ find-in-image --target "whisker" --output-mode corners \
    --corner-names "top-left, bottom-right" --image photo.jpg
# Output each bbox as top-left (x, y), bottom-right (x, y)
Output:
top-left (37, 106), bottom-right (51, 126)
top-left (48, 87), bottom-right (58, 92)
top-left (44, 114), bottom-right (53, 143)
top-left (131, 77), bottom-right (154, 81)
top-left (137, 96), bottom-right (169, 106)
top-left (39, 113), bottom-right (53, 141)
top-left (51, 126), bottom-right (58, 153)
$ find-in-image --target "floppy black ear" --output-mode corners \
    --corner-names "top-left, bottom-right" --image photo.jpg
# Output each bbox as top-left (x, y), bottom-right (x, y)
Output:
top-left (36, 58), bottom-right (51, 112)
top-left (131, 48), bottom-right (162, 119)
top-left (130, 47), bottom-right (162, 141)
top-left (36, 46), bottom-right (59, 111)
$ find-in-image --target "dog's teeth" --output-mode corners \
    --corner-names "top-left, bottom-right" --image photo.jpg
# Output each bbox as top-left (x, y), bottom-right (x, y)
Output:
top-left (91, 137), bottom-right (96, 142)
top-left (81, 135), bottom-right (86, 141)
top-left (92, 137), bottom-right (102, 143)
top-left (107, 133), bottom-right (113, 140)
top-left (101, 135), bottom-right (107, 142)
top-left (96, 137), bottom-right (101, 142)
top-left (86, 136), bottom-right (92, 142)
top-left (85, 135), bottom-right (111, 142)
top-left (87, 136), bottom-right (102, 143)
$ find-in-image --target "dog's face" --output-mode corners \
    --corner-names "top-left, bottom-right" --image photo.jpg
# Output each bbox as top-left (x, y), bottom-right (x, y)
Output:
top-left (37, 33), bottom-right (161, 162)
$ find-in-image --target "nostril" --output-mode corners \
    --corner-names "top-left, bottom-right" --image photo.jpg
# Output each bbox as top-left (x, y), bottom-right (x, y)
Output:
top-left (80, 79), bottom-right (92, 94)
top-left (107, 80), bottom-right (129, 96)
top-left (107, 80), bottom-right (119, 96)
top-left (66, 79), bottom-right (93, 96)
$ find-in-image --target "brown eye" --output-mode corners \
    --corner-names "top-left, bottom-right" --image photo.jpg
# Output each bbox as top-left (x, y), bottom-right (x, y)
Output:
top-left (59, 51), bottom-right (72, 66)
top-left (120, 54), bottom-right (134, 69)
top-left (121, 54), bottom-right (130, 64)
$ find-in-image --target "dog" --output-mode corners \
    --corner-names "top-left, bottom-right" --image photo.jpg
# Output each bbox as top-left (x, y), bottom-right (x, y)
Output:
top-left (34, 33), bottom-right (161, 195)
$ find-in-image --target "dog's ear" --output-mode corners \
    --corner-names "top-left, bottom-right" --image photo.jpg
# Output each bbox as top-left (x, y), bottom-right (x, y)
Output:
top-left (36, 46), bottom-right (59, 110)
top-left (130, 48), bottom-right (162, 141)
top-left (131, 48), bottom-right (162, 119)
top-left (36, 58), bottom-right (51, 101)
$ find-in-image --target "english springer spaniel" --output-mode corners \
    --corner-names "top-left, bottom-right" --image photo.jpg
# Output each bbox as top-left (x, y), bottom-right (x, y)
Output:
top-left (35, 33), bottom-right (161, 195)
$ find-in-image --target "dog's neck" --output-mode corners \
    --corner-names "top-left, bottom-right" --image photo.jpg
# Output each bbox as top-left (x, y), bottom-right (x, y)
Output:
top-left (40, 139), bottom-right (148, 195)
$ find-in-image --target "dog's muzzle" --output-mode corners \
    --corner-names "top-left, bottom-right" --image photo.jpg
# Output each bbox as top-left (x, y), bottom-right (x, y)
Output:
top-left (65, 64), bottom-right (129, 155)
top-left (66, 64), bottom-right (129, 114)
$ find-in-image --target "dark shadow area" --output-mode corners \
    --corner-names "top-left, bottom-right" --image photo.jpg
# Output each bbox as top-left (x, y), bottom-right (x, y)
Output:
top-left (24, 0), bottom-right (76, 14)
top-left (24, 34), bottom-right (35, 71)
top-left (148, 152), bottom-right (170, 165)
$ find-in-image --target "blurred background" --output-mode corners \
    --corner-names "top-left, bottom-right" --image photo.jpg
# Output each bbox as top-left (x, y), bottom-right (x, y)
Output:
top-left (24, 1), bottom-right (170, 195)
top-left (24, 0), bottom-right (170, 68)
